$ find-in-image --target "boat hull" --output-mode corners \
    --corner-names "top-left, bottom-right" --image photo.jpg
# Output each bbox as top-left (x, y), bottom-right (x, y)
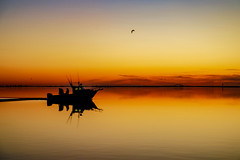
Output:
top-left (47, 89), bottom-right (98, 105)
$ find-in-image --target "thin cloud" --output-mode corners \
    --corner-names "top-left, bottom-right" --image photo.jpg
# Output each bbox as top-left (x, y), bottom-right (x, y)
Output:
top-left (119, 74), bottom-right (141, 78)
top-left (226, 69), bottom-right (240, 71)
top-left (85, 74), bottom-right (240, 86)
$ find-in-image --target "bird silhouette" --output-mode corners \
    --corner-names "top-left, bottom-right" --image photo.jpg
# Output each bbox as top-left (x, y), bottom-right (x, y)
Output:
top-left (131, 29), bottom-right (135, 34)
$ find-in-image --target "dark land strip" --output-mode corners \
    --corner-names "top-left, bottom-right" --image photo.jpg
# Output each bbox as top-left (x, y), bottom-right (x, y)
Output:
top-left (1, 85), bottom-right (239, 88)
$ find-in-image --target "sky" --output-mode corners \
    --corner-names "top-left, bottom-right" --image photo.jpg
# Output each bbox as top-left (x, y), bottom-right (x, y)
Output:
top-left (0, 0), bottom-right (240, 86)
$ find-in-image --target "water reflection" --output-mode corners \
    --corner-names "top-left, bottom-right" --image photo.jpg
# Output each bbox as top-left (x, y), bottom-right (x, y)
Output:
top-left (47, 99), bottom-right (102, 118)
top-left (1, 87), bottom-right (240, 160)
top-left (0, 96), bottom-right (102, 119)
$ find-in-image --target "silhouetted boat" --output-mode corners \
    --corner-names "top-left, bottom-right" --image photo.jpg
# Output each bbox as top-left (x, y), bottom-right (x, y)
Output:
top-left (47, 80), bottom-right (102, 104)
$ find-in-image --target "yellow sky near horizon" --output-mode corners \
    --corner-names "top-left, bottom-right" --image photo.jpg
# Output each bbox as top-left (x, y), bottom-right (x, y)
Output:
top-left (0, 0), bottom-right (240, 85)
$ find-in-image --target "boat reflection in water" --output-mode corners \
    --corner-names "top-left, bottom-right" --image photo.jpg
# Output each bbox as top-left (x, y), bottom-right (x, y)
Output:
top-left (47, 98), bottom-right (102, 118)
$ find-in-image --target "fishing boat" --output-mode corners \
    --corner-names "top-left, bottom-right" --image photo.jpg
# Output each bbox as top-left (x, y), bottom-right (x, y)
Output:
top-left (47, 80), bottom-right (102, 104)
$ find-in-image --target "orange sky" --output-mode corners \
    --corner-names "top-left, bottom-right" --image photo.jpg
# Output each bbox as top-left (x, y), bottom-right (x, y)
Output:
top-left (0, 0), bottom-right (240, 86)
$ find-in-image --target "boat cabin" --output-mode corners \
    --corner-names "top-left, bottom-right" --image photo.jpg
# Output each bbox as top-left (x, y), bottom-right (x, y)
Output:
top-left (71, 83), bottom-right (85, 94)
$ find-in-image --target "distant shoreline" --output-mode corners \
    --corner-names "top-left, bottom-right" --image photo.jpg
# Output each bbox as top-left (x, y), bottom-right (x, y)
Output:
top-left (0, 85), bottom-right (240, 88)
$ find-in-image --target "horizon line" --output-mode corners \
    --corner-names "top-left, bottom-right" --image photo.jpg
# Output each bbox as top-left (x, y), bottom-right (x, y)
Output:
top-left (0, 85), bottom-right (240, 88)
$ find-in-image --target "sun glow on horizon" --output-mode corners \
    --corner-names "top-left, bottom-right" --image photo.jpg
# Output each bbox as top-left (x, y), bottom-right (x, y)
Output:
top-left (1, 0), bottom-right (240, 85)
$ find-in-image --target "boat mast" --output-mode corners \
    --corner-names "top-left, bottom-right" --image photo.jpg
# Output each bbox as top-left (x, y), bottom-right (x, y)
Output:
top-left (77, 73), bottom-right (80, 87)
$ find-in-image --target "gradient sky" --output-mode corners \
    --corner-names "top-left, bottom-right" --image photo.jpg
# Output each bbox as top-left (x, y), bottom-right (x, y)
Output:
top-left (1, 0), bottom-right (240, 85)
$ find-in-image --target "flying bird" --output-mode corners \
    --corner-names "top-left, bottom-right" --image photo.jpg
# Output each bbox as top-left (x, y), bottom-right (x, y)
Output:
top-left (131, 29), bottom-right (135, 34)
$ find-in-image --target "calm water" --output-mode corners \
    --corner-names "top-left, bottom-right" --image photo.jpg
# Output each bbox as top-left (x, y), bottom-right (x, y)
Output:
top-left (0, 87), bottom-right (240, 160)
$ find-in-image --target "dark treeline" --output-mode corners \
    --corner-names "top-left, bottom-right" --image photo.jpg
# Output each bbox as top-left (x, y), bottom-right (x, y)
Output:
top-left (0, 85), bottom-right (240, 88)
